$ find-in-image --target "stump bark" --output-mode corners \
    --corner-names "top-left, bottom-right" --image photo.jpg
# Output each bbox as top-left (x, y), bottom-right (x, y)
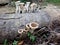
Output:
top-left (0, 0), bottom-right (11, 4)
top-left (0, 11), bottom-right (50, 43)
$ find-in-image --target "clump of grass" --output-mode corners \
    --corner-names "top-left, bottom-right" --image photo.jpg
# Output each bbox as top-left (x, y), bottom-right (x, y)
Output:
top-left (46, 0), bottom-right (60, 5)
top-left (3, 39), bottom-right (8, 45)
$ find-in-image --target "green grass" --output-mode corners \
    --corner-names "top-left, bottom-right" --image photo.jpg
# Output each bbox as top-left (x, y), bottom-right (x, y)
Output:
top-left (46, 0), bottom-right (60, 5)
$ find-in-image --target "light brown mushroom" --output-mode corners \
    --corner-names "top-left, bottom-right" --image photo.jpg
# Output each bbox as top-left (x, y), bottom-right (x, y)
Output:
top-left (29, 22), bottom-right (39, 30)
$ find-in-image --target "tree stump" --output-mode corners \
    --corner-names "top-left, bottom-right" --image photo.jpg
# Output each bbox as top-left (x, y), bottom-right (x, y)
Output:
top-left (0, 11), bottom-right (50, 43)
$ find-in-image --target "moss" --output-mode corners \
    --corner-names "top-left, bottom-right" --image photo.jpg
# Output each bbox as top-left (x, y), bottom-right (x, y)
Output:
top-left (46, 0), bottom-right (60, 5)
top-left (19, 0), bottom-right (28, 3)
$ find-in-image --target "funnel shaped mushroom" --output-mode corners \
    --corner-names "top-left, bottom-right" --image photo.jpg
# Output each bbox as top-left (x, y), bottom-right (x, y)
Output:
top-left (18, 29), bottom-right (24, 34)
top-left (29, 22), bottom-right (39, 30)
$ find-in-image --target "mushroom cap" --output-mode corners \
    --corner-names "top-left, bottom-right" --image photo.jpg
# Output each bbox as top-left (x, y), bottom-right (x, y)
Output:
top-left (18, 29), bottom-right (24, 34)
top-left (29, 22), bottom-right (39, 30)
top-left (25, 23), bottom-right (30, 30)
top-left (19, 3), bottom-right (24, 5)
top-left (26, 2), bottom-right (30, 4)
top-left (15, 1), bottom-right (20, 4)
top-left (30, 3), bottom-right (37, 7)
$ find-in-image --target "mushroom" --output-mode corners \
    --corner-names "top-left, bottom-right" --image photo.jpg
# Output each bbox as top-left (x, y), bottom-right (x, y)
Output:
top-left (18, 40), bottom-right (24, 45)
top-left (25, 2), bottom-right (31, 12)
top-left (15, 1), bottom-right (20, 13)
top-left (30, 3), bottom-right (37, 12)
top-left (19, 3), bottom-right (24, 13)
top-left (18, 29), bottom-right (24, 34)
top-left (25, 23), bottom-right (30, 30)
top-left (29, 22), bottom-right (39, 30)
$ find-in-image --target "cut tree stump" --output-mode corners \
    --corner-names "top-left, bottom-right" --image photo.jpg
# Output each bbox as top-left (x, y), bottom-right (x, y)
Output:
top-left (0, 10), bottom-right (50, 43)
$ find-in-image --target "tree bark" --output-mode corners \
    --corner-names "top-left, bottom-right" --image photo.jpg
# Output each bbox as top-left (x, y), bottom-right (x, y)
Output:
top-left (0, 11), bottom-right (50, 43)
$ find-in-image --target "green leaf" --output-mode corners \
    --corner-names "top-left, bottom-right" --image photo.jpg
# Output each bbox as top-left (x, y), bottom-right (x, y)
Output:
top-left (27, 32), bottom-right (31, 37)
top-left (3, 39), bottom-right (8, 45)
top-left (13, 40), bottom-right (18, 45)
top-left (30, 35), bottom-right (36, 42)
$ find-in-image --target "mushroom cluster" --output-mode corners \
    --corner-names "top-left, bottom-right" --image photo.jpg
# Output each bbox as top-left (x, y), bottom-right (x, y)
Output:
top-left (18, 22), bottom-right (39, 34)
top-left (15, 1), bottom-right (38, 13)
